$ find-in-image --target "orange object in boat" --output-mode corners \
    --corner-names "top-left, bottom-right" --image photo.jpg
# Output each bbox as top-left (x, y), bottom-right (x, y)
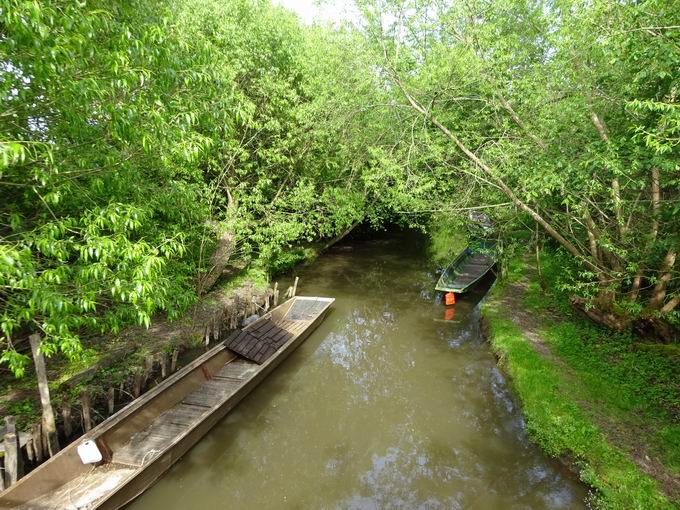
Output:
top-left (445, 292), bottom-right (456, 306)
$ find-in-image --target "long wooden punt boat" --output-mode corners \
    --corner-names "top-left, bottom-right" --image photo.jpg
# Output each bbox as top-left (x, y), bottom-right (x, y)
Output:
top-left (0, 296), bottom-right (334, 510)
top-left (435, 241), bottom-right (497, 294)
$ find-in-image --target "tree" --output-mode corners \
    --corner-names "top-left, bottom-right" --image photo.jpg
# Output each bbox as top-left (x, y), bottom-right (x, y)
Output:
top-left (356, 0), bottom-right (679, 336)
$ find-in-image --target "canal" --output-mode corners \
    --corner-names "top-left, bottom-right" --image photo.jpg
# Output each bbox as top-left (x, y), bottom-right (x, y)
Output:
top-left (129, 231), bottom-right (588, 509)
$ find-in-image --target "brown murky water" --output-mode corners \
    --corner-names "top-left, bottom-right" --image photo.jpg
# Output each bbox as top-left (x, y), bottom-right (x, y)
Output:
top-left (129, 232), bottom-right (588, 509)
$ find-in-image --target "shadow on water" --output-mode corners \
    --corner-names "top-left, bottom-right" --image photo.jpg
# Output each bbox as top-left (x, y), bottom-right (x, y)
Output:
top-left (128, 231), bottom-right (589, 510)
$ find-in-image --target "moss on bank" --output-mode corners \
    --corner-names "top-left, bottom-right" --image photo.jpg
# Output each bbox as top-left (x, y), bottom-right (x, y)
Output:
top-left (483, 251), bottom-right (679, 509)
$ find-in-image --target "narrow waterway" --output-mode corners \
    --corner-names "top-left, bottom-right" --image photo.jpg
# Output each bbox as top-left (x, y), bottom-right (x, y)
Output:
top-left (129, 232), bottom-right (588, 509)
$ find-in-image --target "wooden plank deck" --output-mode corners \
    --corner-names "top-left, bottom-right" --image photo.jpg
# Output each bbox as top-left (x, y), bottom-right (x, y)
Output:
top-left (17, 464), bottom-right (135, 510)
top-left (114, 364), bottom-right (255, 467)
top-left (214, 359), bottom-right (259, 380)
top-left (112, 357), bottom-right (261, 468)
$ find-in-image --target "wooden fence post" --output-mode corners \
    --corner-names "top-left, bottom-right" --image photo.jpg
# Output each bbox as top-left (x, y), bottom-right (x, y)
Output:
top-left (292, 276), bottom-right (299, 297)
top-left (3, 416), bottom-right (23, 486)
top-left (28, 334), bottom-right (60, 457)
top-left (143, 355), bottom-right (154, 388)
top-left (107, 387), bottom-right (115, 415)
top-left (31, 423), bottom-right (43, 463)
top-left (25, 435), bottom-right (35, 464)
top-left (132, 368), bottom-right (143, 398)
top-left (62, 403), bottom-right (72, 439)
top-left (171, 349), bottom-right (179, 373)
top-left (80, 390), bottom-right (92, 432)
top-left (160, 352), bottom-right (168, 379)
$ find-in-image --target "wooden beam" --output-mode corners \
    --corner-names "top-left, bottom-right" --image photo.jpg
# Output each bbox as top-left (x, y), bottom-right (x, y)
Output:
top-left (81, 389), bottom-right (92, 432)
top-left (3, 416), bottom-right (23, 486)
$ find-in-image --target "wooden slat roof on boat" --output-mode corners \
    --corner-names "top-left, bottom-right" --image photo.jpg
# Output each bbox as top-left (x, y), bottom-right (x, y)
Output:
top-left (225, 298), bottom-right (329, 364)
top-left (225, 320), bottom-right (292, 364)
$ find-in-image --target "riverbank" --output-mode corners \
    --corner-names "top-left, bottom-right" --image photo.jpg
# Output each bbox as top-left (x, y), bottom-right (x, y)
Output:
top-left (0, 267), bottom-right (272, 438)
top-left (482, 251), bottom-right (680, 509)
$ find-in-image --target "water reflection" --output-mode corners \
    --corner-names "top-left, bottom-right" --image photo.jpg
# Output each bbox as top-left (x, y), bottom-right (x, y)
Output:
top-left (128, 232), bottom-right (588, 510)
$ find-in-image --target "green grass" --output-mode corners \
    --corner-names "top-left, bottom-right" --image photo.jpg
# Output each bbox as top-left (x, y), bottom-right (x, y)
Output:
top-left (5, 398), bottom-right (41, 431)
top-left (219, 266), bottom-right (270, 293)
top-left (525, 252), bottom-right (680, 467)
top-left (483, 251), bottom-right (679, 509)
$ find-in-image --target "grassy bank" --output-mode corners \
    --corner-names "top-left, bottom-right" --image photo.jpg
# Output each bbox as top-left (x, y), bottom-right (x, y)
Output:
top-left (483, 251), bottom-right (680, 509)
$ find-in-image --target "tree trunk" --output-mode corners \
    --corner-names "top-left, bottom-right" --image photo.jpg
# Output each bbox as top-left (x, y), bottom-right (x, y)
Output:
top-left (589, 109), bottom-right (626, 240)
top-left (28, 334), bottom-right (60, 457)
top-left (629, 167), bottom-right (661, 300)
top-left (648, 248), bottom-right (677, 310)
top-left (197, 225), bottom-right (235, 296)
top-left (660, 295), bottom-right (680, 315)
top-left (571, 296), bottom-right (630, 331)
top-left (584, 210), bottom-right (601, 264)
top-left (321, 219), bottom-right (362, 252)
top-left (497, 94), bottom-right (547, 150)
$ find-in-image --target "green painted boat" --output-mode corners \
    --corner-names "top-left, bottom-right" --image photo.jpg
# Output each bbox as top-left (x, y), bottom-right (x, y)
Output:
top-left (435, 240), bottom-right (497, 294)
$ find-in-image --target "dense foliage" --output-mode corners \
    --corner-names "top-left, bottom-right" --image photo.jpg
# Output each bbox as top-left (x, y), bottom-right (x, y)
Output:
top-left (1, 0), bottom-right (678, 377)
top-left (0, 0), bottom-right (393, 376)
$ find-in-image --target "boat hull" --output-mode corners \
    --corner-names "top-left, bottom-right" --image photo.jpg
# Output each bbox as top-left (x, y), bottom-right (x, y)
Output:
top-left (99, 301), bottom-right (331, 509)
top-left (0, 296), bottom-right (334, 510)
top-left (435, 241), bottom-right (497, 294)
